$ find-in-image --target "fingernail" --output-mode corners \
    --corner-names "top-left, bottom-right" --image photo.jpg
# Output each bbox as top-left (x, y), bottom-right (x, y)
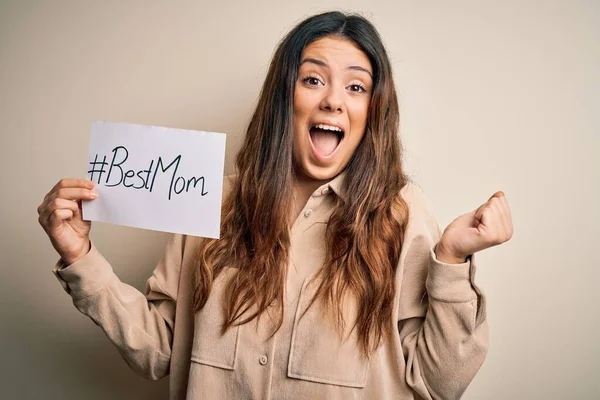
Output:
top-left (90, 190), bottom-right (98, 197)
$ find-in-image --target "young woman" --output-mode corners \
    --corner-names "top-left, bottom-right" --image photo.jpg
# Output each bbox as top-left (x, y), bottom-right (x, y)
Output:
top-left (38, 11), bottom-right (513, 400)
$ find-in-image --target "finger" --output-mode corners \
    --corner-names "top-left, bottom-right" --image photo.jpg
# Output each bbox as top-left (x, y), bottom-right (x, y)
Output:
top-left (488, 203), bottom-right (506, 242)
top-left (476, 191), bottom-right (504, 224)
top-left (73, 199), bottom-right (85, 221)
top-left (489, 191), bottom-right (504, 201)
top-left (487, 195), bottom-right (510, 232)
top-left (46, 178), bottom-right (95, 200)
top-left (499, 195), bottom-right (513, 222)
top-left (474, 203), bottom-right (487, 224)
top-left (47, 209), bottom-right (74, 230)
top-left (495, 198), bottom-right (511, 234)
top-left (53, 178), bottom-right (95, 191)
top-left (497, 196), bottom-right (514, 240)
top-left (485, 201), bottom-right (513, 244)
top-left (50, 187), bottom-right (98, 202)
top-left (39, 198), bottom-right (80, 225)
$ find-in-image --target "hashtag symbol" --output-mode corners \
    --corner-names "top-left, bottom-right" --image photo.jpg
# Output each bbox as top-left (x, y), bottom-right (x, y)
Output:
top-left (88, 154), bottom-right (108, 184)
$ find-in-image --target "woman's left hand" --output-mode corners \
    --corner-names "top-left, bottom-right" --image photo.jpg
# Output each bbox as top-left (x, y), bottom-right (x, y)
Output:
top-left (435, 191), bottom-right (514, 264)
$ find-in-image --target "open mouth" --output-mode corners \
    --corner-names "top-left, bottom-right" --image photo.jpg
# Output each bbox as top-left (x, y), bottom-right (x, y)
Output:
top-left (309, 123), bottom-right (345, 158)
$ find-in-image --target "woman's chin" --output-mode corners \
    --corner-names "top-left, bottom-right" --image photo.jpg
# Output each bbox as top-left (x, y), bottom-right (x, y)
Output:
top-left (296, 161), bottom-right (341, 182)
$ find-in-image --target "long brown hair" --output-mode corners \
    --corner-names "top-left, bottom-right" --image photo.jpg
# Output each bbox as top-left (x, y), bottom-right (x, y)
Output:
top-left (193, 11), bottom-right (410, 355)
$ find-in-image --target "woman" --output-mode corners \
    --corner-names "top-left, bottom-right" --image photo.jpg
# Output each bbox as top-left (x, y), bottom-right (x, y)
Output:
top-left (37, 11), bottom-right (513, 400)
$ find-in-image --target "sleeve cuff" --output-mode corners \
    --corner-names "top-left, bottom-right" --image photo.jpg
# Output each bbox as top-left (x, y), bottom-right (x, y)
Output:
top-left (425, 247), bottom-right (478, 302)
top-left (51, 242), bottom-right (114, 300)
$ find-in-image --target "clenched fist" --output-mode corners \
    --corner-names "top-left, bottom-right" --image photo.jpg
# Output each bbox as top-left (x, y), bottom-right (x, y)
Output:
top-left (436, 191), bottom-right (514, 263)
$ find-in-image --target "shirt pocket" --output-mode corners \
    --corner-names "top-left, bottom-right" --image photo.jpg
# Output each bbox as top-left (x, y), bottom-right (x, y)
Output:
top-left (190, 267), bottom-right (240, 370)
top-left (287, 277), bottom-right (370, 388)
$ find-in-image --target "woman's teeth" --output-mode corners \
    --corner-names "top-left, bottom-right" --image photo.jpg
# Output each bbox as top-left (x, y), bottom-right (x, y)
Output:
top-left (312, 124), bottom-right (343, 133)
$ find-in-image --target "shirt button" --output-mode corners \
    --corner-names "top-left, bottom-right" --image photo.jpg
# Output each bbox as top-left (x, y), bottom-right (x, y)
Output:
top-left (321, 187), bottom-right (330, 195)
top-left (304, 209), bottom-right (313, 217)
top-left (259, 355), bottom-right (268, 365)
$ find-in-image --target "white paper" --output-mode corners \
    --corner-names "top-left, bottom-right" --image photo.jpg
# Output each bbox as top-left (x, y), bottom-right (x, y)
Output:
top-left (83, 121), bottom-right (226, 239)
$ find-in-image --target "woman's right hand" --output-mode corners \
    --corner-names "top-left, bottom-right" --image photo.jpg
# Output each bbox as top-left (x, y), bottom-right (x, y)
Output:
top-left (38, 178), bottom-right (98, 265)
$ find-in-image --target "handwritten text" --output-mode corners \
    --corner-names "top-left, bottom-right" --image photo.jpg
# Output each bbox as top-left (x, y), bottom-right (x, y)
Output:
top-left (88, 146), bottom-right (208, 200)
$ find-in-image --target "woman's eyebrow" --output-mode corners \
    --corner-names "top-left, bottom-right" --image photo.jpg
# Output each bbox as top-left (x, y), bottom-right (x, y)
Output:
top-left (347, 65), bottom-right (373, 78)
top-left (300, 58), bottom-right (373, 78)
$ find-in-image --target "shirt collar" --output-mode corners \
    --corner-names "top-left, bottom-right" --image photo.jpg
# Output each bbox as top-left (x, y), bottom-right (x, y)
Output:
top-left (325, 170), bottom-right (347, 202)
top-left (229, 171), bottom-right (348, 201)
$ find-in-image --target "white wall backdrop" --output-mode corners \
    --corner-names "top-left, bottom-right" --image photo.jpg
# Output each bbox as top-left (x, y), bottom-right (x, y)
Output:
top-left (1, 1), bottom-right (597, 398)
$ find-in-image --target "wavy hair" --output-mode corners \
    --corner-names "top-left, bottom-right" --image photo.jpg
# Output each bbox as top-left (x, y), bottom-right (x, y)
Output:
top-left (193, 11), bottom-right (409, 355)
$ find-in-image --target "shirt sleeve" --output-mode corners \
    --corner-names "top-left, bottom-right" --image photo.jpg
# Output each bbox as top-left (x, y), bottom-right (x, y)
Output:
top-left (52, 234), bottom-right (186, 380)
top-left (397, 184), bottom-right (489, 399)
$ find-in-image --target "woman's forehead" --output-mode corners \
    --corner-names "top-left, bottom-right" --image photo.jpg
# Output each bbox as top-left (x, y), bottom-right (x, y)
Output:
top-left (301, 37), bottom-right (372, 74)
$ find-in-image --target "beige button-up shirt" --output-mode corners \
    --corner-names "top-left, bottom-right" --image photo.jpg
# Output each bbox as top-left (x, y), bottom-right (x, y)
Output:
top-left (53, 174), bottom-right (488, 399)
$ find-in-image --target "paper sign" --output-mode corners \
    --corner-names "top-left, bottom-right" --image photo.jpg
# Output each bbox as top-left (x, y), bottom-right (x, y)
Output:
top-left (83, 121), bottom-right (226, 239)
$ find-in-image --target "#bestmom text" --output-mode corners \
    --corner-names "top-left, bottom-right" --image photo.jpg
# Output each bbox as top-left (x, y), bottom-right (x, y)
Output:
top-left (88, 145), bottom-right (209, 200)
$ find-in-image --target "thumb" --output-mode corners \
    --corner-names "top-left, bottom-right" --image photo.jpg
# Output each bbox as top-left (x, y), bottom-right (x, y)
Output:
top-left (490, 191), bottom-right (505, 200)
top-left (74, 200), bottom-right (84, 219)
top-left (474, 191), bottom-right (504, 222)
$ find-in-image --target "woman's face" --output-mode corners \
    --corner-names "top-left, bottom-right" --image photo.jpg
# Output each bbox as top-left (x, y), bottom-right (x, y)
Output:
top-left (293, 36), bottom-right (373, 182)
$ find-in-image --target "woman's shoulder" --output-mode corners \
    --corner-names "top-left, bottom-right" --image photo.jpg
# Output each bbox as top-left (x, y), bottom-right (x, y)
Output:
top-left (400, 181), bottom-right (433, 211)
top-left (399, 180), bottom-right (440, 238)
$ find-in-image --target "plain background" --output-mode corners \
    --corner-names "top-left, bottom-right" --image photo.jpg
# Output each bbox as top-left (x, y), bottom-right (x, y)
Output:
top-left (1, 1), bottom-right (597, 399)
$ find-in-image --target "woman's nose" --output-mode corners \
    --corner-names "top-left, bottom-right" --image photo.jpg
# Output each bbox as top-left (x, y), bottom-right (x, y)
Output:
top-left (319, 87), bottom-right (344, 113)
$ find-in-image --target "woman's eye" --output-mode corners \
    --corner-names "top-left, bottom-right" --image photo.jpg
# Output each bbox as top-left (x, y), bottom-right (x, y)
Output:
top-left (349, 84), bottom-right (367, 93)
top-left (303, 76), bottom-right (322, 86)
